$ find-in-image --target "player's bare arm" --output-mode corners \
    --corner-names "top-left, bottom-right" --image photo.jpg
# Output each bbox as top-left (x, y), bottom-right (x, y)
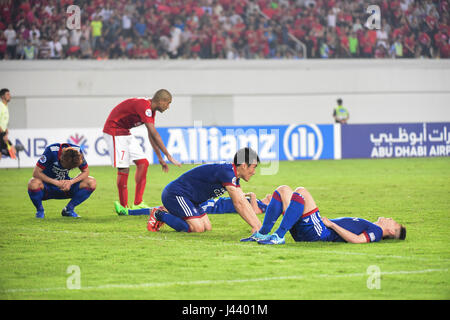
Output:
top-left (227, 185), bottom-right (262, 233)
top-left (147, 131), bottom-right (168, 171)
top-left (145, 122), bottom-right (181, 167)
top-left (61, 167), bottom-right (90, 192)
top-left (244, 192), bottom-right (263, 214)
top-left (32, 166), bottom-right (64, 190)
top-left (322, 217), bottom-right (368, 244)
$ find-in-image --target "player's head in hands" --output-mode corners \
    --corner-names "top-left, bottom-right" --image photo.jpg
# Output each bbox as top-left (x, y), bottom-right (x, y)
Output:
top-left (60, 147), bottom-right (83, 170)
top-left (233, 147), bottom-right (260, 182)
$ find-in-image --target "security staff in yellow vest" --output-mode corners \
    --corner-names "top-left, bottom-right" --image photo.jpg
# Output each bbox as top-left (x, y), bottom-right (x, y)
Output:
top-left (333, 98), bottom-right (349, 124)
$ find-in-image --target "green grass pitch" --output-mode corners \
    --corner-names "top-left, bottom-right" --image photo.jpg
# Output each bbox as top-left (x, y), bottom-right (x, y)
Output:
top-left (0, 158), bottom-right (449, 300)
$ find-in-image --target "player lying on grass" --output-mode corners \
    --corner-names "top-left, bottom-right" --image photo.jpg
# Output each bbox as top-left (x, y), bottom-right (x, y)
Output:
top-left (241, 185), bottom-right (406, 245)
top-left (114, 192), bottom-right (271, 216)
top-left (27, 143), bottom-right (96, 218)
top-left (146, 147), bottom-right (262, 233)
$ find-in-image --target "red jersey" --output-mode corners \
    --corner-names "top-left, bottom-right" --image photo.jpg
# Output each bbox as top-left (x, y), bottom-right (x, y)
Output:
top-left (103, 98), bottom-right (156, 136)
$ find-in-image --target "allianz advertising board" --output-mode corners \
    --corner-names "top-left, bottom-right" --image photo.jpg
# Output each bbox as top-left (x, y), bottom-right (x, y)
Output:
top-left (154, 124), bottom-right (337, 163)
top-left (0, 124), bottom-right (337, 168)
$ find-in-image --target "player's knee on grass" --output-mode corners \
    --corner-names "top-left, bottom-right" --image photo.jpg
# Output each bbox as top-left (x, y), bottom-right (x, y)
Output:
top-left (189, 223), bottom-right (206, 233)
top-left (188, 218), bottom-right (210, 233)
top-left (28, 177), bottom-right (43, 190)
top-left (203, 218), bottom-right (212, 231)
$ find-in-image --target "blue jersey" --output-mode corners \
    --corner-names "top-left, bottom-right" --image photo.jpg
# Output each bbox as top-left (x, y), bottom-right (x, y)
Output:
top-left (163, 163), bottom-right (240, 205)
top-left (36, 143), bottom-right (88, 180)
top-left (200, 197), bottom-right (268, 214)
top-left (326, 217), bottom-right (383, 243)
top-left (290, 210), bottom-right (383, 243)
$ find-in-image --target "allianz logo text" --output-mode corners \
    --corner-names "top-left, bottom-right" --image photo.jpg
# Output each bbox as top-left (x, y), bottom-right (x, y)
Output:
top-left (283, 124), bottom-right (324, 160)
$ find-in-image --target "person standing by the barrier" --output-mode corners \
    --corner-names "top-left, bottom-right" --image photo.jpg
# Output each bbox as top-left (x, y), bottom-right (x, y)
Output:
top-left (333, 98), bottom-right (349, 124)
top-left (0, 88), bottom-right (16, 160)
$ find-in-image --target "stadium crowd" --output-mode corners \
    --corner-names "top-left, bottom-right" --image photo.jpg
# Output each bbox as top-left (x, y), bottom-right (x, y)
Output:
top-left (0, 0), bottom-right (449, 60)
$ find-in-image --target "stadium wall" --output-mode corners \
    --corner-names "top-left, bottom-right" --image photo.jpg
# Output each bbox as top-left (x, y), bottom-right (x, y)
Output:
top-left (2, 59), bottom-right (450, 129)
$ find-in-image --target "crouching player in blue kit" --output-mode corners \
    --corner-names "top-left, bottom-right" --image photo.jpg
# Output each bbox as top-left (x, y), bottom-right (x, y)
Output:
top-left (242, 185), bottom-right (406, 244)
top-left (27, 143), bottom-right (96, 218)
top-left (147, 147), bottom-right (262, 233)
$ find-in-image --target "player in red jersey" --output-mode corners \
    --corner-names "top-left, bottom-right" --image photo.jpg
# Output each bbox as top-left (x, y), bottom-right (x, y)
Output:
top-left (103, 89), bottom-right (181, 211)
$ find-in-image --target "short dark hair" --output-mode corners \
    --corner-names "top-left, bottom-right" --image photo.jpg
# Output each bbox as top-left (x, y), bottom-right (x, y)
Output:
top-left (0, 88), bottom-right (9, 97)
top-left (233, 147), bottom-right (260, 167)
top-left (337, 98), bottom-right (343, 105)
top-left (60, 147), bottom-right (83, 170)
top-left (153, 89), bottom-right (172, 102)
top-left (399, 226), bottom-right (406, 240)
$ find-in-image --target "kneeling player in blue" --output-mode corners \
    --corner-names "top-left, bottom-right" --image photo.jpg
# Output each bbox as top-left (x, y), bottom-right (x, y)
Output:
top-left (242, 185), bottom-right (406, 244)
top-left (27, 143), bottom-right (96, 218)
top-left (147, 147), bottom-right (262, 233)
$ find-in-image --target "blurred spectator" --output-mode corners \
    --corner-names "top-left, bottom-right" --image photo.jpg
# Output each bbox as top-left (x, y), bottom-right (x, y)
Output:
top-left (134, 16), bottom-right (147, 38)
top-left (15, 34), bottom-right (26, 59)
top-left (121, 12), bottom-right (133, 38)
top-left (80, 36), bottom-right (93, 59)
top-left (57, 25), bottom-right (69, 53)
top-left (29, 25), bottom-right (40, 45)
top-left (38, 38), bottom-right (51, 59)
top-left (390, 35), bottom-right (404, 58)
top-left (0, 31), bottom-right (6, 59)
top-left (4, 24), bottom-right (16, 59)
top-left (0, 0), bottom-right (448, 60)
top-left (49, 36), bottom-right (63, 59)
top-left (348, 31), bottom-right (359, 57)
top-left (23, 40), bottom-right (36, 60)
top-left (91, 15), bottom-right (103, 51)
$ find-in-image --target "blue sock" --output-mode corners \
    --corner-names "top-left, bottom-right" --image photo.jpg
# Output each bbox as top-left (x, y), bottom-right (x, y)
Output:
top-left (28, 188), bottom-right (44, 212)
top-left (155, 210), bottom-right (189, 232)
top-left (259, 190), bottom-right (284, 235)
top-left (274, 192), bottom-right (305, 238)
top-left (66, 188), bottom-right (95, 211)
top-left (128, 208), bottom-right (151, 216)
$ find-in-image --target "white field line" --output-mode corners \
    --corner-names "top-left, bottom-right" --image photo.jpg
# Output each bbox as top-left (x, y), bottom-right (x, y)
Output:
top-left (14, 227), bottom-right (450, 263)
top-left (2, 268), bottom-right (448, 294)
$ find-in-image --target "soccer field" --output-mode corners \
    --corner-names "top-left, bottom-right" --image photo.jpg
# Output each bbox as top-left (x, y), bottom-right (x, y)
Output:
top-left (0, 158), bottom-right (449, 300)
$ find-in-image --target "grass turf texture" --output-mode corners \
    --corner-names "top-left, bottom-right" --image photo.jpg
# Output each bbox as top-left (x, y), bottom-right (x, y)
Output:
top-left (0, 158), bottom-right (449, 300)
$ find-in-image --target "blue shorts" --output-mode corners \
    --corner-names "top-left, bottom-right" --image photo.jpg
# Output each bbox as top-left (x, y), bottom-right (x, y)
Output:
top-left (161, 185), bottom-right (207, 221)
top-left (289, 208), bottom-right (331, 242)
top-left (43, 181), bottom-right (81, 200)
